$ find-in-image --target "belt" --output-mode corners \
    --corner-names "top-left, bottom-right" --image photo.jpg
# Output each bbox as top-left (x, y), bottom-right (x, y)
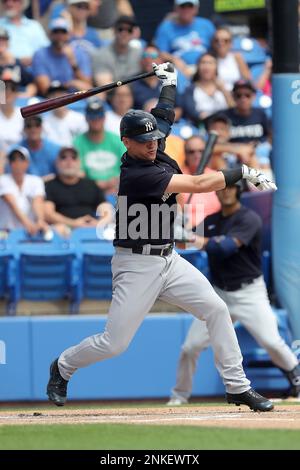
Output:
top-left (117, 244), bottom-right (173, 257)
top-left (216, 277), bottom-right (259, 292)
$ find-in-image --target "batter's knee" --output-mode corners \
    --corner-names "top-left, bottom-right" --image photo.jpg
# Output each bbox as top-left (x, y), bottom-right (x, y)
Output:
top-left (93, 332), bottom-right (130, 358)
top-left (106, 341), bottom-right (129, 357)
top-left (181, 343), bottom-right (202, 360)
top-left (206, 295), bottom-right (229, 320)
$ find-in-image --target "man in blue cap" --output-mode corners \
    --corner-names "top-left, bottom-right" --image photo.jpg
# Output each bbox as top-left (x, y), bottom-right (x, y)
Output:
top-left (32, 17), bottom-right (92, 96)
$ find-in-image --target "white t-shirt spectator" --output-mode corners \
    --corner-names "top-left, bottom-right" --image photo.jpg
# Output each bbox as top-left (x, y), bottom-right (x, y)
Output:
top-left (43, 110), bottom-right (88, 147)
top-left (0, 174), bottom-right (45, 230)
top-left (193, 87), bottom-right (228, 116)
top-left (0, 108), bottom-right (24, 153)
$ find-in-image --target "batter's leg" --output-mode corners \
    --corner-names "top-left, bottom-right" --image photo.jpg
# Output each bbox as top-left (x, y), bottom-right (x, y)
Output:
top-left (58, 253), bottom-right (167, 380)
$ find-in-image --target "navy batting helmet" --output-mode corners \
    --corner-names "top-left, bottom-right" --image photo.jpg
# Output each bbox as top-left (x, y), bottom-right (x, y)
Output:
top-left (120, 110), bottom-right (165, 142)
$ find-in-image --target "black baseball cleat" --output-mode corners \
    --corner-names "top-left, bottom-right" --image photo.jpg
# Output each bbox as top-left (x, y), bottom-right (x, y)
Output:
top-left (47, 358), bottom-right (68, 406)
top-left (226, 388), bottom-right (274, 412)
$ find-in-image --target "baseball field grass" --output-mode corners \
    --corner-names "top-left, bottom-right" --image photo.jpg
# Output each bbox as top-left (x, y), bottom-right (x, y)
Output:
top-left (1, 423), bottom-right (300, 450)
top-left (0, 401), bottom-right (299, 450)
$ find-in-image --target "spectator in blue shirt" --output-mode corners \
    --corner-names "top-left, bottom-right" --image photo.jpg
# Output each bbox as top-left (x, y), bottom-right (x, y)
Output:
top-left (19, 115), bottom-right (61, 179)
top-left (131, 44), bottom-right (183, 120)
top-left (0, 0), bottom-right (49, 65)
top-left (32, 17), bottom-right (92, 96)
top-left (67, 0), bottom-right (103, 56)
top-left (154, 0), bottom-right (215, 77)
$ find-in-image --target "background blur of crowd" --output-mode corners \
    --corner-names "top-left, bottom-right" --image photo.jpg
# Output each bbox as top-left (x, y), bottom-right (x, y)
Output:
top-left (0, 0), bottom-right (276, 236)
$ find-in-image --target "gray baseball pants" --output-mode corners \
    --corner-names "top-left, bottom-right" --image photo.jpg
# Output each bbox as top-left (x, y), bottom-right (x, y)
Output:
top-left (170, 275), bottom-right (298, 401)
top-left (59, 249), bottom-right (251, 394)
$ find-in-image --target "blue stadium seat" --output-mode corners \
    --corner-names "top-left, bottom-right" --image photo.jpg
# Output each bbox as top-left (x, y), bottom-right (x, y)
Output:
top-left (0, 238), bottom-right (16, 315)
top-left (71, 228), bottom-right (114, 302)
top-left (232, 36), bottom-right (268, 66)
top-left (171, 119), bottom-right (200, 140)
top-left (7, 229), bottom-right (80, 314)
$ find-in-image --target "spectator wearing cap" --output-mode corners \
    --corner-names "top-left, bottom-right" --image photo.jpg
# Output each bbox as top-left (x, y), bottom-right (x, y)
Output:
top-left (211, 26), bottom-right (251, 92)
top-left (0, 70), bottom-right (24, 163)
top-left (32, 17), bottom-right (92, 96)
top-left (220, 80), bottom-right (271, 144)
top-left (0, 145), bottom-right (49, 234)
top-left (42, 81), bottom-right (88, 146)
top-left (0, 27), bottom-right (36, 97)
top-left (45, 146), bottom-right (113, 237)
top-left (205, 113), bottom-right (258, 171)
top-left (19, 115), bottom-right (61, 180)
top-left (92, 15), bottom-right (142, 85)
top-left (154, 0), bottom-right (215, 76)
top-left (0, 0), bottom-right (49, 65)
top-left (73, 98), bottom-right (126, 194)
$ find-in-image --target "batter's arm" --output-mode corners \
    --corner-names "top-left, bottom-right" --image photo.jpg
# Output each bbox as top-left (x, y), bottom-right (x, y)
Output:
top-left (166, 172), bottom-right (226, 194)
top-left (167, 165), bottom-right (277, 194)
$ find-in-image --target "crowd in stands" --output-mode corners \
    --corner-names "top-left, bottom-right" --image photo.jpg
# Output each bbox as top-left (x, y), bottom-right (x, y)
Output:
top-left (0, 0), bottom-right (273, 238)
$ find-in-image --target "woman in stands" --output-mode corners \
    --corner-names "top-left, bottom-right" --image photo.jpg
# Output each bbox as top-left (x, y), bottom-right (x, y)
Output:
top-left (181, 52), bottom-right (234, 126)
top-left (211, 26), bottom-right (251, 92)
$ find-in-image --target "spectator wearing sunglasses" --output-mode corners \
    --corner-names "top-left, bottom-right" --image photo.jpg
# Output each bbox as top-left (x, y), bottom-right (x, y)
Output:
top-left (180, 135), bottom-right (220, 228)
top-left (92, 15), bottom-right (142, 85)
top-left (32, 17), bottom-right (92, 96)
top-left (211, 26), bottom-right (251, 92)
top-left (19, 115), bottom-right (61, 180)
top-left (131, 45), bottom-right (164, 109)
top-left (45, 146), bottom-right (113, 237)
top-left (220, 80), bottom-right (271, 145)
top-left (131, 45), bottom-right (182, 121)
top-left (0, 145), bottom-right (49, 235)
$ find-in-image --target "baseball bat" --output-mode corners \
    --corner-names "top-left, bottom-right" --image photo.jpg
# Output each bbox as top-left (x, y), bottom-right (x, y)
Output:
top-left (20, 70), bottom-right (156, 118)
top-left (186, 130), bottom-right (219, 204)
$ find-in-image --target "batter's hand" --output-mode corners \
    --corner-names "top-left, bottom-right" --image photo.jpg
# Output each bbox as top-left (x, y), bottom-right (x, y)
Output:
top-left (242, 164), bottom-right (277, 191)
top-left (152, 62), bottom-right (177, 87)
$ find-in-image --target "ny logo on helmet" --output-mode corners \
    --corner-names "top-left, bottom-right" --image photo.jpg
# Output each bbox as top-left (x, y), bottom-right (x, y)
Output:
top-left (145, 121), bottom-right (154, 132)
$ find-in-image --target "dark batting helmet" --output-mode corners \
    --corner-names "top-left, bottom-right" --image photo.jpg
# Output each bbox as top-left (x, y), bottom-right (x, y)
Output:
top-left (120, 110), bottom-right (165, 142)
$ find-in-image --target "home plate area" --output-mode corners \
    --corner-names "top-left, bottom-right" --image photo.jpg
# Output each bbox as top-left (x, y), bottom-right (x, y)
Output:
top-left (1, 404), bottom-right (300, 429)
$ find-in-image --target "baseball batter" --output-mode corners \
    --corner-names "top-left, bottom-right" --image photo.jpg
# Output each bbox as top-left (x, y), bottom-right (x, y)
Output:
top-left (168, 183), bottom-right (300, 405)
top-left (47, 62), bottom-right (277, 411)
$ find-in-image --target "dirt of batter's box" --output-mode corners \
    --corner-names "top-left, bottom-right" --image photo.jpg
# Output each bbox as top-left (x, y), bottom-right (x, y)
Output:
top-left (1, 404), bottom-right (300, 429)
